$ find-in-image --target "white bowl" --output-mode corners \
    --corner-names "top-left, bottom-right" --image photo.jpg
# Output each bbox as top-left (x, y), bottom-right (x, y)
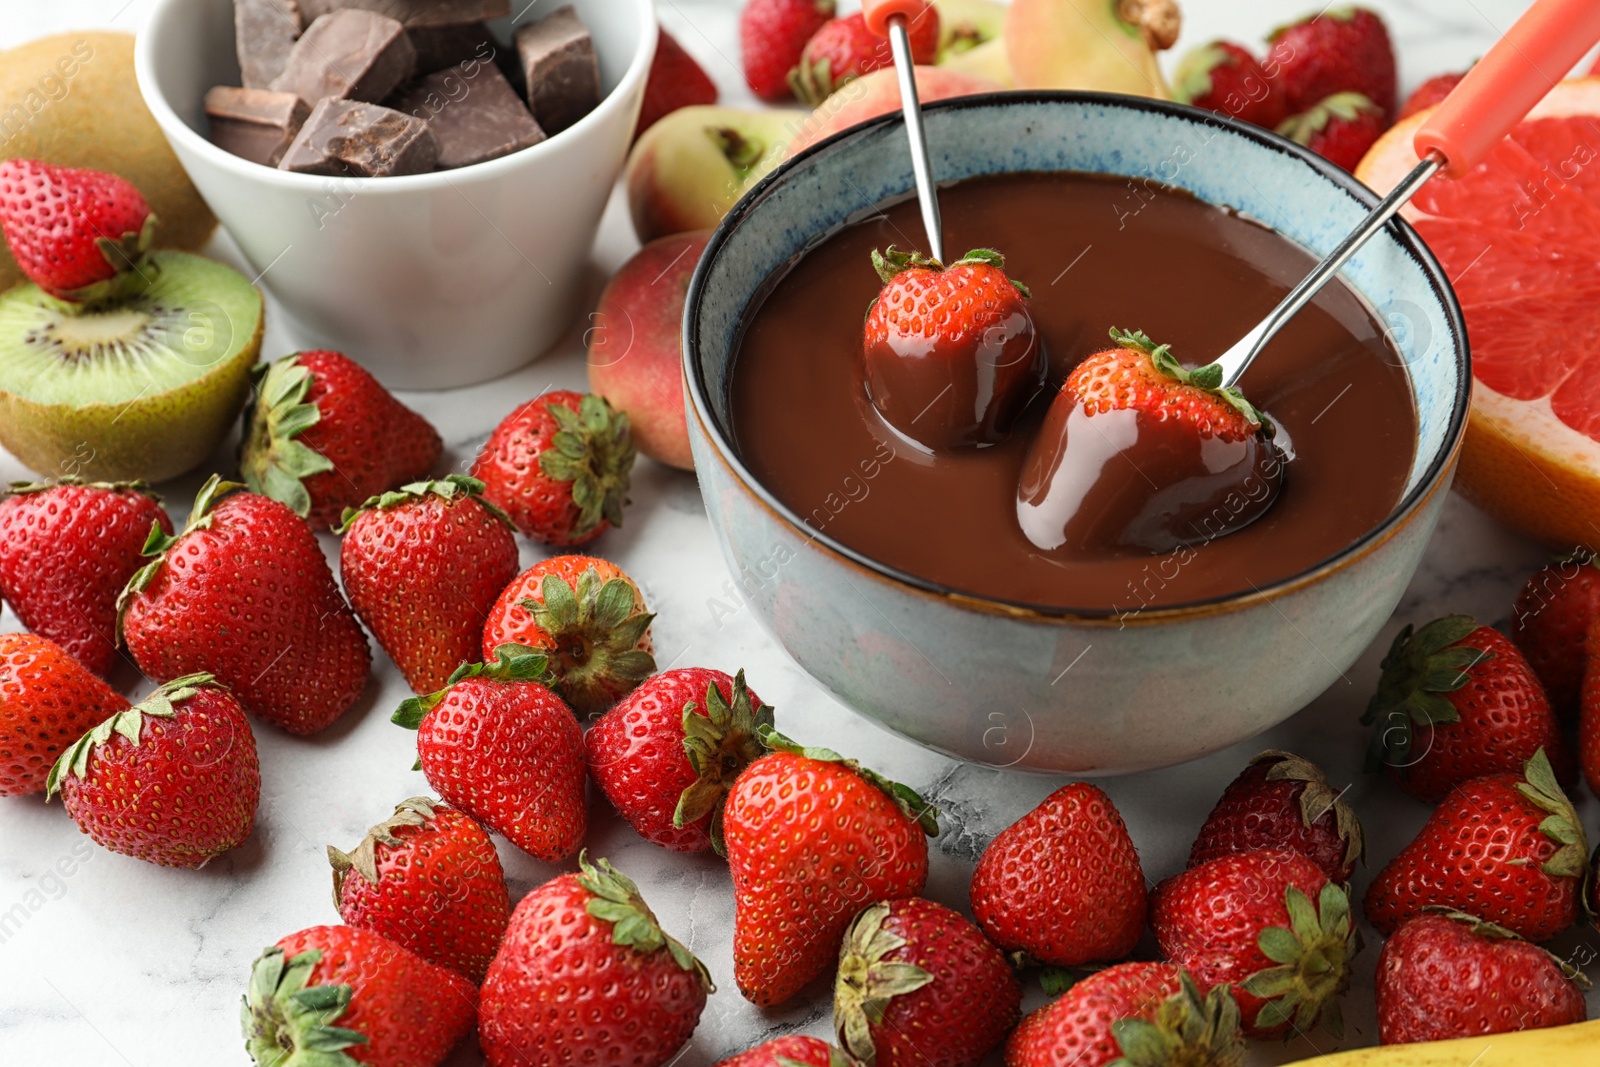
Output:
top-left (136, 0), bottom-right (657, 389)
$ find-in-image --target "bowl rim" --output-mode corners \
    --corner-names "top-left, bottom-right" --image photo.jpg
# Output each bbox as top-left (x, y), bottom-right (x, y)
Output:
top-left (132, 0), bottom-right (660, 193)
top-left (683, 89), bottom-right (1471, 625)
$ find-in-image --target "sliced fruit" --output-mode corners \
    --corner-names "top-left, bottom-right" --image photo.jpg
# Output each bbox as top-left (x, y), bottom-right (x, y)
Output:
top-left (1355, 79), bottom-right (1600, 550)
top-left (0, 251), bottom-right (262, 482)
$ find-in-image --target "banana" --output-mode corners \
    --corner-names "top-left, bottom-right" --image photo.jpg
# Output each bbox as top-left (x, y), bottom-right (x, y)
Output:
top-left (1287, 1020), bottom-right (1600, 1065)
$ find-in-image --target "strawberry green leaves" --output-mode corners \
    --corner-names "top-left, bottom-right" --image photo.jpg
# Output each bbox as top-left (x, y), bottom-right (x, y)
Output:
top-left (1109, 327), bottom-right (1266, 429)
top-left (674, 670), bottom-right (773, 856)
top-left (1110, 972), bottom-right (1245, 1067)
top-left (391, 645), bottom-right (553, 730)
top-left (760, 725), bottom-right (940, 836)
top-left (537, 394), bottom-right (634, 542)
top-left (523, 566), bottom-right (656, 717)
top-left (242, 946), bottom-right (366, 1067)
top-left (1518, 748), bottom-right (1588, 880)
top-left (334, 474), bottom-right (512, 534)
top-left (45, 673), bottom-right (218, 798)
top-left (1362, 614), bottom-right (1489, 771)
top-left (834, 901), bottom-right (934, 1064)
top-left (577, 851), bottom-right (713, 992)
top-left (239, 355), bottom-right (336, 519)
top-left (1240, 881), bottom-right (1358, 1039)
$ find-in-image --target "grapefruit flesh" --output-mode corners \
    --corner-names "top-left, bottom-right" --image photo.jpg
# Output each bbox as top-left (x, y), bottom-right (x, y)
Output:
top-left (1356, 80), bottom-right (1600, 550)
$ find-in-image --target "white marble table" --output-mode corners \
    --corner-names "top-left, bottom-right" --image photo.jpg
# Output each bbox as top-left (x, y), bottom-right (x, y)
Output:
top-left (2, 1), bottom-right (1595, 1064)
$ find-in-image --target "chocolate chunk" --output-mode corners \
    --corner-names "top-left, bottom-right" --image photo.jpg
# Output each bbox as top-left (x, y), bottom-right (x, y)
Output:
top-left (514, 6), bottom-right (600, 135)
top-left (270, 10), bottom-right (417, 106)
top-left (298, 0), bottom-right (509, 29)
top-left (278, 97), bottom-right (439, 176)
top-left (205, 86), bottom-right (311, 167)
top-left (235, 0), bottom-right (305, 88)
top-left (390, 60), bottom-right (544, 169)
top-left (407, 21), bottom-right (497, 74)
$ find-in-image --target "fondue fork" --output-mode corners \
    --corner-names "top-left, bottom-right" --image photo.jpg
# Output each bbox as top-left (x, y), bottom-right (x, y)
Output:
top-left (862, 0), bottom-right (946, 263)
top-left (1208, 0), bottom-right (1600, 387)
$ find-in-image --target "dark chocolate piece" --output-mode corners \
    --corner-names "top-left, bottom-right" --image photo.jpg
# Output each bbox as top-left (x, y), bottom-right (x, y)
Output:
top-left (390, 60), bottom-right (544, 169)
top-left (514, 6), bottom-right (600, 135)
top-left (205, 86), bottom-right (311, 167)
top-left (270, 9), bottom-right (417, 105)
top-left (235, 0), bottom-right (305, 89)
top-left (407, 21), bottom-right (497, 74)
top-left (278, 97), bottom-right (440, 176)
top-left (298, 0), bottom-right (509, 29)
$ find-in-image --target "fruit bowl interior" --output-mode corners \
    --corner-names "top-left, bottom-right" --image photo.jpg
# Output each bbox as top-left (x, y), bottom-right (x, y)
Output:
top-left (684, 92), bottom-right (1469, 775)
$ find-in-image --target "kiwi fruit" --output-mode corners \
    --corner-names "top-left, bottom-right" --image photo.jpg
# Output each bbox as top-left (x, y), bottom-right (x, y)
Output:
top-left (0, 251), bottom-right (262, 482)
top-left (0, 32), bottom-right (216, 292)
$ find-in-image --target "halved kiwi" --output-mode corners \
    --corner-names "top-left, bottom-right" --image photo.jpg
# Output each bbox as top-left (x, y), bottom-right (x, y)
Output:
top-left (0, 251), bottom-right (262, 482)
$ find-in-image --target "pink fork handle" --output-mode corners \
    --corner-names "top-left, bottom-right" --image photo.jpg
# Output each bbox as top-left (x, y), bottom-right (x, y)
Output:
top-left (1416, 0), bottom-right (1600, 178)
top-left (861, 0), bottom-right (928, 38)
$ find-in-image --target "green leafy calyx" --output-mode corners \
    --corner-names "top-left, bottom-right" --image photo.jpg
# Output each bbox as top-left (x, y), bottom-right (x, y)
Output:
top-left (523, 566), bottom-right (656, 716)
top-left (1361, 615), bottom-right (1487, 772)
top-left (760, 725), bottom-right (940, 836)
top-left (115, 474), bottom-right (246, 638)
top-left (3, 477), bottom-right (160, 502)
top-left (674, 670), bottom-right (774, 857)
top-left (328, 797), bottom-right (440, 905)
top-left (577, 851), bottom-right (713, 992)
top-left (1109, 971), bottom-right (1246, 1067)
top-left (1239, 881), bottom-right (1359, 1038)
top-left (45, 673), bottom-right (218, 799)
top-left (870, 246), bottom-right (1031, 298)
top-left (334, 474), bottom-right (511, 533)
top-left (1516, 748), bottom-right (1588, 881)
top-left (834, 902), bottom-right (935, 1064)
top-left (1276, 91), bottom-right (1382, 143)
top-left (538, 395), bottom-right (635, 540)
top-left (239, 354), bottom-right (336, 520)
top-left (391, 645), bottom-right (552, 730)
top-left (1109, 327), bottom-right (1266, 429)
top-left (240, 946), bottom-right (366, 1067)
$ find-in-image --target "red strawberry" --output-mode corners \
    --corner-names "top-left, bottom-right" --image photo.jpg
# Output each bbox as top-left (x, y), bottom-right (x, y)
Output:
top-left (242, 924), bottom-right (478, 1067)
top-left (1151, 848), bottom-right (1357, 1039)
top-left (329, 796), bottom-right (510, 985)
top-left (1006, 964), bottom-right (1244, 1067)
top-left (1397, 71), bottom-right (1467, 121)
top-left (47, 674), bottom-right (258, 867)
top-left (1173, 40), bottom-right (1290, 130)
top-left (1512, 555), bottom-right (1600, 721)
top-left (863, 247), bottom-right (1043, 450)
top-left (0, 159), bottom-right (155, 303)
top-left (635, 30), bottom-right (719, 140)
top-left (1362, 615), bottom-right (1570, 803)
top-left (338, 476), bottom-right (519, 695)
top-left (119, 476), bottom-right (371, 736)
top-left (392, 645), bottom-right (585, 861)
top-left (834, 898), bottom-right (1020, 1067)
top-left (969, 782), bottom-right (1147, 968)
top-left (1364, 749), bottom-right (1586, 942)
top-left (724, 728), bottom-right (937, 1006)
top-left (471, 390), bottom-right (635, 546)
top-left (789, 7), bottom-right (939, 106)
top-left (1376, 909), bottom-right (1588, 1045)
top-left (1264, 7), bottom-right (1398, 117)
top-left (1581, 617), bottom-right (1600, 797)
top-left (1188, 750), bottom-right (1364, 885)
top-left (0, 479), bottom-right (171, 677)
top-left (479, 853), bottom-right (711, 1067)
top-left (587, 668), bottom-right (770, 853)
top-left (1018, 328), bottom-right (1278, 554)
top-left (1277, 91), bottom-right (1388, 172)
top-left (715, 1037), bottom-right (856, 1067)
top-left (0, 633), bottom-right (129, 797)
top-left (740, 0), bottom-right (836, 101)
top-left (240, 350), bottom-right (444, 531)
top-left (481, 555), bottom-right (656, 716)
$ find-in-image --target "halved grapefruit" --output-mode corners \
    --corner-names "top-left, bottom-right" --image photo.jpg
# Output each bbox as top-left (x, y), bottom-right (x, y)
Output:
top-left (1357, 78), bottom-right (1600, 551)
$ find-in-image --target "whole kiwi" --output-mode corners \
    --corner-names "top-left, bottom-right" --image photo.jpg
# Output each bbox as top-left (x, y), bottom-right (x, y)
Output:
top-left (0, 31), bottom-right (215, 291)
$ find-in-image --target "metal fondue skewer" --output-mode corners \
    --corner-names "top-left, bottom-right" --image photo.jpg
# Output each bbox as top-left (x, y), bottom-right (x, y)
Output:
top-left (863, 0), bottom-right (944, 262)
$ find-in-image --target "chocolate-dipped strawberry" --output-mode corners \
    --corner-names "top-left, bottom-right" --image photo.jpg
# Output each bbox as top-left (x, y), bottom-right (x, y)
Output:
top-left (861, 246), bottom-right (1044, 450)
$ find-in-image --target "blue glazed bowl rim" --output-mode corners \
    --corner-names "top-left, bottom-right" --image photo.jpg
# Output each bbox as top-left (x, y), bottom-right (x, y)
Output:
top-left (683, 90), bottom-right (1470, 622)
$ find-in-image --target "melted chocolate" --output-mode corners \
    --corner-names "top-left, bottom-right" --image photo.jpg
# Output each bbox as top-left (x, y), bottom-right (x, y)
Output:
top-left (729, 172), bottom-right (1418, 611)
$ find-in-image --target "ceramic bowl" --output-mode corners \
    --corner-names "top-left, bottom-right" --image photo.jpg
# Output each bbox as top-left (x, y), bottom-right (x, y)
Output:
top-left (136, 0), bottom-right (656, 389)
top-left (684, 93), bottom-right (1469, 775)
